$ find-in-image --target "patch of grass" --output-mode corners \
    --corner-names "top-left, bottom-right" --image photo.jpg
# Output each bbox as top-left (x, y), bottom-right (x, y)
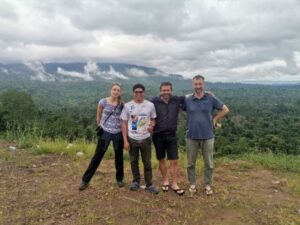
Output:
top-left (18, 160), bottom-right (32, 168)
top-left (278, 172), bottom-right (300, 196)
top-left (17, 134), bottom-right (37, 149)
top-left (79, 211), bottom-right (99, 225)
top-left (0, 151), bottom-right (15, 163)
top-left (235, 161), bottom-right (254, 172)
top-left (288, 178), bottom-right (300, 195)
top-left (30, 139), bottom-right (133, 162)
top-left (235, 152), bottom-right (300, 173)
top-left (4, 126), bottom-right (42, 149)
top-left (31, 139), bottom-right (95, 157)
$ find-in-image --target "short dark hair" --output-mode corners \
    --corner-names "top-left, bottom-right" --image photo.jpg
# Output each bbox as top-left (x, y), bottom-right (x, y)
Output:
top-left (160, 81), bottom-right (173, 91)
top-left (193, 74), bottom-right (205, 80)
top-left (132, 83), bottom-right (145, 92)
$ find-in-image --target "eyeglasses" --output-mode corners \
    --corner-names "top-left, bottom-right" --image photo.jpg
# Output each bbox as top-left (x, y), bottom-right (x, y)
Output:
top-left (134, 91), bottom-right (144, 94)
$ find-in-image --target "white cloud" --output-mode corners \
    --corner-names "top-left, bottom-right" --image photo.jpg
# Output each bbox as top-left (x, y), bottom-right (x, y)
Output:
top-left (0, 0), bottom-right (300, 83)
top-left (102, 66), bottom-right (128, 80)
top-left (84, 61), bottom-right (100, 75)
top-left (294, 51), bottom-right (300, 68)
top-left (126, 68), bottom-right (148, 77)
top-left (57, 67), bottom-right (94, 81)
top-left (56, 62), bottom-right (129, 80)
top-left (231, 59), bottom-right (287, 74)
top-left (0, 0), bottom-right (17, 20)
top-left (25, 62), bottom-right (55, 81)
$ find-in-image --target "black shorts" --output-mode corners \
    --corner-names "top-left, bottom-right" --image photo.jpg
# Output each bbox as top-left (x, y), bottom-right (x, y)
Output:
top-left (152, 132), bottom-right (178, 160)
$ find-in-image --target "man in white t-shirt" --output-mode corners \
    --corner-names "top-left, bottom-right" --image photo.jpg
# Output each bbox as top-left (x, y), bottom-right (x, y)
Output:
top-left (121, 83), bottom-right (159, 194)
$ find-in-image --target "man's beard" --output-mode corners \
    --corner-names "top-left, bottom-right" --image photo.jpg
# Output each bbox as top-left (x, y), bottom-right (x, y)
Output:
top-left (194, 88), bottom-right (203, 93)
top-left (161, 94), bottom-right (171, 99)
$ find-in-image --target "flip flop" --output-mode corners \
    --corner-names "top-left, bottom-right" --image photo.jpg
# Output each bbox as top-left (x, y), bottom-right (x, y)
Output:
top-left (172, 188), bottom-right (185, 196)
top-left (161, 185), bottom-right (169, 192)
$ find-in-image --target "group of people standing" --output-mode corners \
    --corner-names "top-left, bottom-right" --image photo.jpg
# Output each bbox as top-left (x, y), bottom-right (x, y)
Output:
top-left (79, 74), bottom-right (229, 196)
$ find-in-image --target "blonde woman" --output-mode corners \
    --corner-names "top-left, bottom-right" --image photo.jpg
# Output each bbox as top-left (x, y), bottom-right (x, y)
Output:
top-left (79, 83), bottom-right (124, 190)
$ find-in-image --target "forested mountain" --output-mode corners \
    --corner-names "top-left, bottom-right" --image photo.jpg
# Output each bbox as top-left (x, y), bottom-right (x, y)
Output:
top-left (1, 61), bottom-right (273, 110)
top-left (0, 62), bottom-right (186, 83)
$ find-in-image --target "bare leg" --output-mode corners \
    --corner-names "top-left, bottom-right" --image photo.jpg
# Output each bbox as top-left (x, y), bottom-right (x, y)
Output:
top-left (170, 160), bottom-right (179, 189)
top-left (159, 159), bottom-right (169, 185)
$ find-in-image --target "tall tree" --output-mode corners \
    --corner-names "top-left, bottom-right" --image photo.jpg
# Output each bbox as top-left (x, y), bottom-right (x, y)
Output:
top-left (0, 91), bottom-right (37, 131)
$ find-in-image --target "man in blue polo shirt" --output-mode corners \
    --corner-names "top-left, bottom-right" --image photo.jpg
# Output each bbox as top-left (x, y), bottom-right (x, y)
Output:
top-left (183, 75), bottom-right (229, 195)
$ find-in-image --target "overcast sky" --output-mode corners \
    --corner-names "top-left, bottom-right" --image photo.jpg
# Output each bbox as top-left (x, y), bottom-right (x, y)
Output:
top-left (0, 0), bottom-right (300, 82)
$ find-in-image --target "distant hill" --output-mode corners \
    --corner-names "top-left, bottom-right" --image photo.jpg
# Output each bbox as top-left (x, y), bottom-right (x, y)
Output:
top-left (1, 61), bottom-right (299, 110)
top-left (2, 61), bottom-right (298, 88)
top-left (0, 61), bottom-right (186, 83)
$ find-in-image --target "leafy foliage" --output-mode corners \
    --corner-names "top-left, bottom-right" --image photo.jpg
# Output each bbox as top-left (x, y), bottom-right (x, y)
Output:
top-left (0, 91), bottom-right (37, 131)
top-left (0, 80), bottom-right (299, 155)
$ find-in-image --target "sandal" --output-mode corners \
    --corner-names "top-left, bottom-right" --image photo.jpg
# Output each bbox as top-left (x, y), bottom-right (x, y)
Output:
top-left (161, 185), bottom-right (169, 192)
top-left (189, 185), bottom-right (197, 193)
top-left (205, 185), bottom-right (213, 195)
top-left (172, 188), bottom-right (185, 196)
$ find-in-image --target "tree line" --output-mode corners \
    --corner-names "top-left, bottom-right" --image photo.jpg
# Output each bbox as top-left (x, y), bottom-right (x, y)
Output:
top-left (0, 85), bottom-right (299, 155)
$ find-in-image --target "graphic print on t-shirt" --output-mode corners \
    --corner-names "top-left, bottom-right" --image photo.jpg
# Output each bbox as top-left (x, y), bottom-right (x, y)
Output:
top-left (129, 105), bottom-right (149, 135)
top-left (120, 100), bottom-right (156, 140)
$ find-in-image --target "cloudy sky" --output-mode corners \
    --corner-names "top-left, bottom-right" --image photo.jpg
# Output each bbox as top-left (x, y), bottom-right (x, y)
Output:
top-left (0, 0), bottom-right (300, 83)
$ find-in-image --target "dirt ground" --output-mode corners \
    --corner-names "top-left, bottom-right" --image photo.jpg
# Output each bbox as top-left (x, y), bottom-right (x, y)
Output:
top-left (0, 141), bottom-right (299, 225)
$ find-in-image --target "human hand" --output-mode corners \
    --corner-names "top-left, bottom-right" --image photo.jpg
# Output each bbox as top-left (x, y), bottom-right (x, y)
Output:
top-left (147, 125), bottom-right (154, 133)
top-left (213, 118), bottom-right (221, 129)
top-left (213, 118), bottom-right (218, 129)
top-left (124, 140), bottom-right (130, 151)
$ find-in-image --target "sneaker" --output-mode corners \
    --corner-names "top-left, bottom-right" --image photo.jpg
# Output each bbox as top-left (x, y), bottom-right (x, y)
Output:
top-left (79, 181), bottom-right (89, 191)
top-left (188, 184), bottom-right (197, 193)
top-left (117, 181), bottom-right (125, 188)
top-left (147, 185), bottom-right (159, 194)
top-left (129, 182), bottom-right (140, 191)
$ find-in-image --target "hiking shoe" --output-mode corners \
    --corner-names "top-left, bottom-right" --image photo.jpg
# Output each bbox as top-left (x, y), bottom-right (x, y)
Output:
top-left (147, 185), bottom-right (159, 194)
top-left (117, 181), bottom-right (125, 188)
top-left (129, 182), bottom-right (140, 191)
top-left (189, 184), bottom-right (197, 194)
top-left (79, 181), bottom-right (89, 191)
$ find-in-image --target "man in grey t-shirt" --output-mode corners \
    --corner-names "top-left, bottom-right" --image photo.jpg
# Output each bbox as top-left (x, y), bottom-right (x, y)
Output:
top-left (183, 75), bottom-right (229, 195)
top-left (121, 83), bottom-right (159, 194)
